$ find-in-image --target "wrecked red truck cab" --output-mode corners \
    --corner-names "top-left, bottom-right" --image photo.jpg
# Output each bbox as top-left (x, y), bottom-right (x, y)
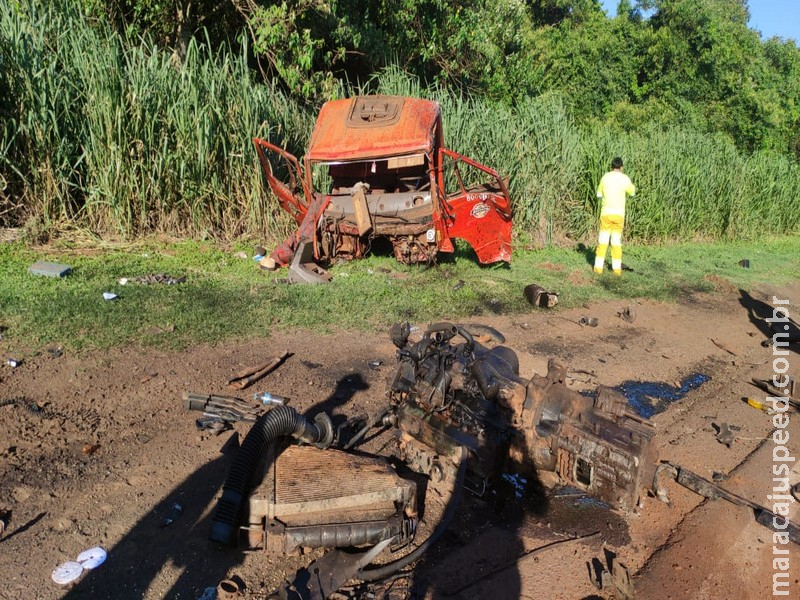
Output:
top-left (254, 96), bottom-right (512, 267)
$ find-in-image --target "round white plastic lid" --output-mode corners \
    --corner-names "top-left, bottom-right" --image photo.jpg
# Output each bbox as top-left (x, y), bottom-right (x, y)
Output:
top-left (77, 546), bottom-right (107, 570)
top-left (52, 561), bottom-right (84, 585)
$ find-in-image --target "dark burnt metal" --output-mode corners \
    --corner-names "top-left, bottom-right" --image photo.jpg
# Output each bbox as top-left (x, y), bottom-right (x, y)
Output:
top-left (388, 322), bottom-right (657, 511)
top-left (654, 462), bottom-right (800, 545)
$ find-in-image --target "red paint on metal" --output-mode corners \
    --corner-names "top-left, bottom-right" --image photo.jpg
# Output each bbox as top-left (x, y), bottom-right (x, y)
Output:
top-left (254, 96), bottom-right (514, 266)
top-left (434, 148), bottom-right (513, 264)
top-left (254, 139), bottom-right (311, 224)
top-left (306, 97), bottom-right (441, 163)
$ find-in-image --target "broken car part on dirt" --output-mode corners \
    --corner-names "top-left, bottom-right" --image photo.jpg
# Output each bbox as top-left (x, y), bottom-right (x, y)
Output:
top-left (254, 95), bottom-right (513, 278)
top-left (654, 463), bottom-right (800, 544)
top-left (227, 351), bottom-right (291, 390)
top-left (28, 260), bottom-right (72, 278)
top-left (524, 283), bottom-right (559, 308)
top-left (200, 322), bottom-right (798, 598)
top-left (183, 392), bottom-right (263, 423)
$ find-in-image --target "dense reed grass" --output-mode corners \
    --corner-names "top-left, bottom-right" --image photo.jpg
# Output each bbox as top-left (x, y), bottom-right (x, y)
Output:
top-left (0, 0), bottom-right (311, 240)
top-left (1, 2), bottom-right (798, 244)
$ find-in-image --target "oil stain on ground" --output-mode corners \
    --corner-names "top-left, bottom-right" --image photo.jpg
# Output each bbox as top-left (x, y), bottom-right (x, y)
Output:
top-left (616, 373), bottom-right (710, 418)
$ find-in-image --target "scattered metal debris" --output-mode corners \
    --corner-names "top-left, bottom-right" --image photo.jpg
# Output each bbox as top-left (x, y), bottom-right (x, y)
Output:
top-left (713, 422), bottom-right (735, 447)
top-left (183, 392), bottom-right (262, 423)
top-left (618, 306), bottom-right (636, 323)
top-left (217, 578), bottom-right (241, 600)
top-left (227, 351), bottom-right (290, 390)
top-left (579, 315), bottom-right (599, 327)
top-left (132, 273), bottom-right (186, 285)
top-left (6, 358), bottom-right (19, 368)
top-left (0, 510), bottom-right (8, 539)
top-left (253, 392), bottom-right (287, 406)
top-left (368, 359), bottom-right (382, 370)
top-left (269, 536), bottom-right (395, 600)
top-left (654, 463), bottom-right (800, 544)
top-left (751, 376), bottom-right (799, 409)
top-left (592, 551), bottom-right (636, 600)
top-left (196, 321), bottom-right (795, 599)
top-left (28, 261), bottom-right (71, 278)
top-left (452, 280), bottom-right (465, 291)
top-left (102, 292), bottom-right (118, 301)
top-left (287, 239), bottom-right (332, 284)
top-left (161, 503), bottom-right (183, 528)
top-left (524, 283), bottom-right (559, 308)
top-left (196, 416), bottom-right (229, 434)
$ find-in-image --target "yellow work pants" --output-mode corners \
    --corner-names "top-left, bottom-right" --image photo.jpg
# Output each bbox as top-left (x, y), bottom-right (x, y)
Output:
top-left (594, 215), bottom-right (624, 274)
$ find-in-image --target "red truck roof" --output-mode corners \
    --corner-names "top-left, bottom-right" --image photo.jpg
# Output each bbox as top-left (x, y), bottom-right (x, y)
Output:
top-left (306, 96), bottom-right (441, 163)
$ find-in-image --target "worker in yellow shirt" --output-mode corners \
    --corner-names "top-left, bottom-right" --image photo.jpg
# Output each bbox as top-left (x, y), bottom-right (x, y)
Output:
top-left (594, 157), bottom-right (635, 275)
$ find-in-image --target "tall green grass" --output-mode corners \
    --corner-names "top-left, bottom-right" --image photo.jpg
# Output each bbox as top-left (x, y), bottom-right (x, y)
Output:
top-left (373, 67), bottom-right (800, 243)
top-left (0, 0), bottom-right (311, 240)
top-left (1, 2), bottom-right (798, 244)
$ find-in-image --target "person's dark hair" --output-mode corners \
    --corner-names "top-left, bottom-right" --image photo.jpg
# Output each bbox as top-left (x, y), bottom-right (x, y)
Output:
top-left (611, 157), bottom-right (624, 169)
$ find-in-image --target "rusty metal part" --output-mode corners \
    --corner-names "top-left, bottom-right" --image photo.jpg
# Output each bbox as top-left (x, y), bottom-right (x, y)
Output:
top-left (351, 182), bottom-right (373, 236)
top-left (524, 284), bottom-right (559, 308)
top-left (227, 351), bottom-right (291, 390)
top-left (714, 422), bottom-right (735, 447)
top-left (288, 240), bottom-right (332, 284)
top-left (389, 322), bottom-right (657, 511)
top-left (255, 95), bottom-right (513, 267)
top-left (750, 376), bottom-right (799, 408)
top-left (183, 392), bottom-right (262, 422)
top-left (654, 462), bottom-right (800, 544)
top-left (216, 579), bottom-right (240, 600)
top-left (268, 536), bottom-right (395, 600)
top-left (599, 555), bottom-right (636, 600)
top-left (245, 445), bottom-right (416, 553)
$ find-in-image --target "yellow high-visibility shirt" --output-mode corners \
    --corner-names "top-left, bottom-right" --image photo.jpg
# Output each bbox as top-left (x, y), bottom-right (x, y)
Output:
top-left (596, 170), bottom-right (635, 217)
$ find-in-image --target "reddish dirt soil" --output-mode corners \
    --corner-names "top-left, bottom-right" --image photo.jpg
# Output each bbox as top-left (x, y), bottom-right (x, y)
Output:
top-left (1, 283), bottom-right (798, 600)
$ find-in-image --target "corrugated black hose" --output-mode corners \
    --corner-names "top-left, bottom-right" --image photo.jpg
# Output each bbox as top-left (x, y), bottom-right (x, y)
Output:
top-left (209, 404), bottom-right (334, 545)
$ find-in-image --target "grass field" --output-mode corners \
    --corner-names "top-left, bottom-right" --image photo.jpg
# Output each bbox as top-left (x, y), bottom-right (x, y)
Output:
top-left (1, 237), bottom-right (797, 355)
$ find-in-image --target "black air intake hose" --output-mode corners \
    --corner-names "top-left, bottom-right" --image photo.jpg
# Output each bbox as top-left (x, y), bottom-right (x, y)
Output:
top-left (357, 446), bottom-right (468, 581)
top-left (209, 404), bottom-right (334, 545)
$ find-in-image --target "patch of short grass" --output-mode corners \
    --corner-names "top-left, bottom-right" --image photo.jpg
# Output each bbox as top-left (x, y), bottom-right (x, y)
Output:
top-left (0, 237), bottom-right (798, 354)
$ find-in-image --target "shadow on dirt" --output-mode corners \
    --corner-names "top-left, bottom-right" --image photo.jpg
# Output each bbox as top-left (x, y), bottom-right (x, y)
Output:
top-left (739, 289), bottom-right (800, 354)
top-left (62, 441), bottom-right (240, 599)
top-left (405, 463), bottom-right (550, 599)
top-left (62, 374), bottom-right (369, 599)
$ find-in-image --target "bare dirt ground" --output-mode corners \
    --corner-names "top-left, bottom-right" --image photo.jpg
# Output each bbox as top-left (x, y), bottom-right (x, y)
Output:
top-left (1, 282), bottom-right (799, 600)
